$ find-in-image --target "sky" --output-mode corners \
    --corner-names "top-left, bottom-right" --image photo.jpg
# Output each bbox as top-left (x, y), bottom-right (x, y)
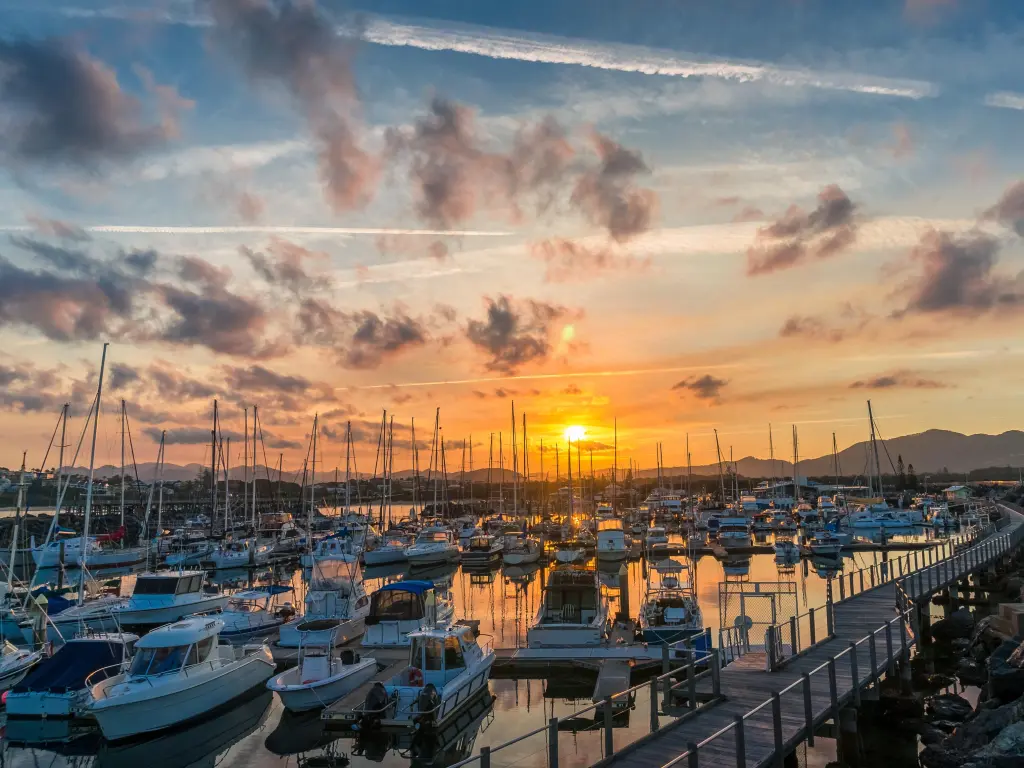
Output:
top-left (2, 0), bottom-right (1024, 477)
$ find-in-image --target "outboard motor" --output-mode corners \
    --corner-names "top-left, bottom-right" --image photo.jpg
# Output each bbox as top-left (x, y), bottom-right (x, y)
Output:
top-left (415, 683), bottom-right (441, 728)
top-left (360, 682), bottom-right (390, 730)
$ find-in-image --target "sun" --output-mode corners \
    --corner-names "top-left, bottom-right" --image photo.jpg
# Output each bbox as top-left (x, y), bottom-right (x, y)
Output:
top-left (564, 425), bottom-right (587, 442)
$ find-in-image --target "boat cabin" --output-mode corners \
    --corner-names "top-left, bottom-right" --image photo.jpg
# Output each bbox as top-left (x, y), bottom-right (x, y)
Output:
top-left (126, 618), bottom-right (222, 678)
top-left (398, 626), bottom-right (486, 687)
top-left (132, 571), bottom-right (206, 598)
top-left (364, 580), bottom-right (440, 646)
top-left (536, 569), bottom-right (600, 625)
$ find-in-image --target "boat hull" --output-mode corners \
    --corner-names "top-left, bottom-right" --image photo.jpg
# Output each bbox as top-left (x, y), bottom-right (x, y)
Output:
top-left (526, 623), bottom-right (604, 648)
top-left (32, 547), bottom-right (146, 569)
top-left (272, 616), bottom-right (367, 664)
top-left (114, 595), bottom-right (230, 627)
top-left (502, 551), bottom-right (539, 566)
top-left (406, 547), bottom-right (460, 567)
top-left (268, 658), bottom-right (377, 712)
top-left (362, 547), bottom-right (407, 566)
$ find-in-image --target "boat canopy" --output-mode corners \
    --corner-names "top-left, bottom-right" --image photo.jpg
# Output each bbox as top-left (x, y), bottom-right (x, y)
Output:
top-left (232, 586), bottom-right (293, 601)
top-left (12, 636), bottom-right (136, 694)
top-left (133, 571), bottom-right (205, 595)
top-left (136, 618), bottom-right (223, 648)
top-left (379, 580), bottom-right (434, 595)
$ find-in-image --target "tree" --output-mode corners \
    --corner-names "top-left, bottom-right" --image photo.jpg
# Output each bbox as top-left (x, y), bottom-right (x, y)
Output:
top-left (906, 463), bottom-right (919, 491)
top-left (896, 454), bottom-right (906, 490)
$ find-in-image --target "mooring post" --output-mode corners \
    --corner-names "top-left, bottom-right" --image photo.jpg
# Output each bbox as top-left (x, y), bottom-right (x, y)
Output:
top-left (859, 570), bottom-right (865, 592)
top-left (734, 714), bottom-right (746, 768)
top-left (481, 746), bottom-right (491, 768)
top-left (839, 579), bottom-right (846, 601)
top-left (809, 608), bottom-right (816, 646)
top-left (850, 642), bottom-right (861, 706)
top-left (548, 717), bottom-right (559, 768)
top-left (604, 697), bottom-right (614, 756)
top-left (803, 672), bottom-right (814, 746)
top-left (649, 678), bottom-right (659, 732)
top-left (772, 692), bottom-right (784, 768)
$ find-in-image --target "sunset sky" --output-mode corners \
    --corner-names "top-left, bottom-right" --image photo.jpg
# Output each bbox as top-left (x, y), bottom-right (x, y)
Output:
top-left (2, 0), bottom-right (1024, 477)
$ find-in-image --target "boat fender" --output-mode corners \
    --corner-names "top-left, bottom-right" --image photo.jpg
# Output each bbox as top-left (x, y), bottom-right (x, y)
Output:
top-left (408, 667), bottom-right (424, 686)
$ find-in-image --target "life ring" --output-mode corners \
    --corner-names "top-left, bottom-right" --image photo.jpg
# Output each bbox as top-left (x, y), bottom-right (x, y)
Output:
top-left (408, 667), bottom-right (424, 687)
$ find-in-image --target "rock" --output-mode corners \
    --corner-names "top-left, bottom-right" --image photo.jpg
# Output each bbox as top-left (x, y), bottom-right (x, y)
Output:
top-left (920, 745), bottom-right (964, 768)
top-left (947, 693), bottom-right (1024, 751)
top-left (927, 693), bottom-right (975, 721)
top-left (927, 673), bottom-right (957, 689)
top-left (952, 638), bottom-right (971, 654)
top-left (932, 609), bottom-right (976, 642)
top-left (989, 639), bottom-right (1024, 702)
top-left (1005, 576), bottom-right (1024, 597)
top-left (920, 725), bottom-right (948, 745)
top-left (931, 719), bottom-right (963, 732)
top-left (971, 721), bottom-right (1024, 766)
top-left (958, 658), bottom-right (989, 687)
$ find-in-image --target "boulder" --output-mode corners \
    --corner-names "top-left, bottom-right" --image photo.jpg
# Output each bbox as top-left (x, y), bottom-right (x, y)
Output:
top-left (951, 638), bottom-right (971, 654)
top-left (989, 639), bottom-right (1024, 702)
top-left (927, 693), bottom-right (974, 722)
top-left (919, 725), bottom-right (948, 745)
top-left (957, 658), bottom-right (989, 687)
top-left (969, 721), bottom-right (1024, 767)
top-left (1005, 576), bottom-right (1024, 598)
top-left (932, 609), bottom-right (976, 642)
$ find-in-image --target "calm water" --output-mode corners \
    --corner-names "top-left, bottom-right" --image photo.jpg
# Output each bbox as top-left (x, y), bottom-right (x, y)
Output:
top-left (1, 528), bottom-right (949, 768)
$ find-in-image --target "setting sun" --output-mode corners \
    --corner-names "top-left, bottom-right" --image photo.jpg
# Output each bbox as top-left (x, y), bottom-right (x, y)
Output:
top-left (564, 425), bottom-right (587, 443)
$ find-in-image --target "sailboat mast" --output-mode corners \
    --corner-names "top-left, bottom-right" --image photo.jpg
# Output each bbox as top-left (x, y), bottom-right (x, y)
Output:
top-left (310, 414), bottom-right (318, 531)
top-left (7, 452), bottom-right (27, 592)
top-left (156, 430), bottom-right (166, 549)
top-left (119, 399), bottom-right (126, 529)
top-left (345, 421), bottom-right (352, 515)
top-left (224, 437), bottom-right (231, 532)
top-left (769, 424), bottom-right (776, 499)
top-left (867, 400), bottom-right (882, 499)
top-left (79, 343), bottom-right (108, 603)
top-left (243, 407), bottom-right (248, 523)
top-left (567, 438), bottom-right (574, 520)
top-left (55, 404), bottom-right (68, 531)
top-left (714, 429), bottom-right (726, 503)
top-left (511, 402), bottom-right (518, 514)
top-left (686, 433), bottom-right (692, 519)
top-left (612, 418), bottom-right (618, 512)
top-left (209, 400), bottom-right (218, 537)
top-left (792, 425), bottom-right (800, 505)
top-left (251, 405), bottom-right (257, 526)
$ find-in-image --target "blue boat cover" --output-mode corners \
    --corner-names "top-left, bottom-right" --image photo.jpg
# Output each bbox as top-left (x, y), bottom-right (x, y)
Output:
top-left (12, 640), bottom-right (128, 694)
top-left (378, 579), bottom-right (434, 595)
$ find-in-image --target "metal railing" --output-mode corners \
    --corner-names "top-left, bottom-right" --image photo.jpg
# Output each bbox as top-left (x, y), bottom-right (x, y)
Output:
top-left (765, 603), bottom-right (833, 671)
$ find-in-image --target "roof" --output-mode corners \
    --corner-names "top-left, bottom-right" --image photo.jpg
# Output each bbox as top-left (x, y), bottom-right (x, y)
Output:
top-left (231, 586), bottom-right (293, 600)
top-left (13, 635), bottom-right (136, 694)
top-left (378, 580), bottom-right (434, 595)
top-left (136, 618), bottom-right (223, 648)
top-left (139, 570), bottom-right (205, 580)
top-left (944, 485), bottom-right (968, 492)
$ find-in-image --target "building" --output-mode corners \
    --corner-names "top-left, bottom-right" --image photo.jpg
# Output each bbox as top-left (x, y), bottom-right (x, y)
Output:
top-left (944, 485), bottom-right (971, 501)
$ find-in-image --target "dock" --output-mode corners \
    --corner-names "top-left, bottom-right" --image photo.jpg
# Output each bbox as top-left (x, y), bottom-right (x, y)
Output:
top-left (321, 657), bottom-right (407, 730)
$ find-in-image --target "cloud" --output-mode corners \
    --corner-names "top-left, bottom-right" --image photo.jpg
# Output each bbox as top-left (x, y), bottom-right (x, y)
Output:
top-left (108, 363), bottom-right (140, 391)
top-left (237, 191), bottom-right (264, 223)
top-left (26, 216), bottom-right (90, 242)
top-left (985, 92), bottom-right (1024, 111)
top-left (0, 36), bottom-right (185, 170)
top-left (465, 295), bottom-right (576, 374)
top-left (570, 131), bottom-right (657, 242)
top-left (849, 371), bottom-right (949, 389)
top-left (0, 363), bottom-right (68, 413)
top-left (224, 364), bottom-right (311, 394)
top-left (530, 237), bottom-right (651, 282)
top-left (672, 374), bottom-right (728, 401)
top-left (149, 365), bottom-right (218, 400)
top-left (562, 383), bottom-right (582, 395)
top-left (982, 181), bottom-right (1024, 237)
top-left (208, 0), bottom-right (379, 212)
top-left (747, 184), bottom-right (859, 275)
top-left (732, 206), bottom-right (765, 223)
top-left (149, 426), bottom-right (226, 445)
top-left (893, 229), bottom-right (1023, 317)
top-left (779, 314), bottom-right (846, 342)
top-left (242, 238), bottom-right (322, 295)
top-left (297, 300), bottom-right (431, 368)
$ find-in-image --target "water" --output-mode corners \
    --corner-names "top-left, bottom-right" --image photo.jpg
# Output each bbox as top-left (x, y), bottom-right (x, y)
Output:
top-left (0, 528), bottom-right (949, 768)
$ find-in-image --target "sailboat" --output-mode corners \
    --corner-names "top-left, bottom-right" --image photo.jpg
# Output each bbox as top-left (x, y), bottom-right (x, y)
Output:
top-left (843, 402), bottom-right (913, 529)
top-left (639, 559), bottom-right (705, 647)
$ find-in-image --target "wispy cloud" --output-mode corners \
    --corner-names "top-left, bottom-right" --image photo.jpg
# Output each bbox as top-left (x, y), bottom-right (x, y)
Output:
top-left (0, 225), bottom-right (510, 236)
top-left (985, 91), bottom-right (1024, 111)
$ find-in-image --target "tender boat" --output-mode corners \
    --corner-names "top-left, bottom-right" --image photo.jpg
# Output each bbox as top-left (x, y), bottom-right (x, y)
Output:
top-left (271, 560), bottom-right (370, 664)
top-left (501, 535), bottom-right (541, 565)
top-left (219, 586), bottom-right (298, 644)
top-left (0, 640), bottom-right (42, 692)
top-left (639, 560), bottom-right (706, 647)
top-left (461, 534), bottom-right (503, 567)
top-left (527, 567), bottom-right (608, 648)
top-left (405, 527), bottom-right (460, 567)
top-left (645, 526), bottom-right (669, 558)
top-left (718, 518), bottom-right (753, 549)
top-left (349, 625), bottom-right (494, 731)
top-left (596, 519), bottom-right (627, 561)
top-left (362, 531), bottom-right (412, 566)
top-left (267, 620), bottom-right (377, 712)
top-left (85, 617), bottom-right (275, 741)
top-left (361, 581), bottom-right (454, 649)
top-left (202, 537), bottom-right (272, 570)
top-left (6, 633), bottom-right (137, 718)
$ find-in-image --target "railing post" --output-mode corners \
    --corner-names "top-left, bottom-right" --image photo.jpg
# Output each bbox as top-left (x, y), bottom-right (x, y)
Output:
top-left (849, 571), bottom-right (854, 596)
top-left (711, 649), bottom-right (721, 696)
top-left (871, 567), bottom-right (876, 587)
top-left (886, 621), bottom-right (895, 675)
top-left (481, 746), bottom-right (491, 768)
top-left (803, 672), bottom-right (814, 746)
top-left (828, 658), bottom-right (839, 725)
top-left (839, 578), bottom-right (846, 600)
top-left (772, 692), bottom-right (784, 768)
top-left (859, 570), bottom-right (865, 592)
top-left (662, 643), bottom-right (670, 675)
top-left (790, 615), bottom-right (799, 653)
top-left (900, 613), bottom-right (909, 657)
top-left (649, 678), bottom-right (659, 732)
top-left (767, 625), bottom-right (778, 670)
top-left (604, 697), bottom-right (614, 756)
top-left (809, 607), bottom-right (816, 646)
top-left (734, 714), bottom-right (746, 768)
top-left (826, 600), bottom-right (835, 636)
top-left (662, 667), bottom-right (671, 709)
top-left (548, 717), bottom-right (559, 768)
top-left (914, 551), bottom-right (919, 570)
top-left (868, 631), bottom-right (878, 683)
top-left (688, 742), bottom-right (699, 768)
top-left (850, 642), bottom-right (861, 706)
top-left (688, 658), bottom-right (697, 710)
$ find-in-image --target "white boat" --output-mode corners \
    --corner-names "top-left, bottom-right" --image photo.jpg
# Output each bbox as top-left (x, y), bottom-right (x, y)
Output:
top-left (219, 586), bottom-right (298, 644)
top-left (461, 534), bottom-right (503, 567)
top-left (774, 514), bottom-right (798, 533)
top-left (596, 519), bottom-right (627, 561)
top-left (645, 526), bottom-right (669, 557)
top-left (164, 540), bottom-right (215, 568)
top-left (272, 522), bottom-right (308, 555)
top-left (361, 581), bottom-right (455, 648)
top-left (774, 539), bottom-right (800, 562)
top-left (929, 503), bottom-right (956, 528)
top-left (351, 625), bottom-right (494, 730)
top-left (405, 527), bottom-right (460, 567)
top-left (30, 533), bottom-right (146, 569)
top-left (846, 507), bottom-right (911, 529)
top-left (808, 531), bottom-right (843, 557)
top-left (816, 496), bottom-right (838, 520)
top-left (795, 503), bottom-right (821, 528)
top-left (203, 538), bottom-right (272, 570)
top-left (553, 540), bottom-right (585, 564)
top-left (301, 533), bottom-right (360, 568)
top-left (595, 503), bottom-right (615, 520)
top-left (458, 524), bottom-right (484, 547)
top-left (527, 567), bottom-right (608, 648)
top-left (750, 512), bottom-right (775, 532)
top-left (639, 560), bottom-right (705, 646)
top-left (501, 535), bottom-right (541, 565)
top-left (271, 560), bottom-right (369, 664)
top-left (86, 617), bottom-right (275, 741)
top-left (362, 531), bottom-right (411, 565)
top-left (5, 633), bottom-right (136, 718)
top-left (267, 620), bottom-right (377, 712)
top-left (0, 640), bottom-right (42, 692)
top-left (718, 518), bottom-right (752, 549)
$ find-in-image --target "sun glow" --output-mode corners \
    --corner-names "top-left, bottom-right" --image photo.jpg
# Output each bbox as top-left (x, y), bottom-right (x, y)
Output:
top-left (564, 425), bottom-right (587, 442)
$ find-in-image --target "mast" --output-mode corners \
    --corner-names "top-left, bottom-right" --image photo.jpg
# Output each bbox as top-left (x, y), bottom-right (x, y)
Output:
top-left (209, 400), bottom-right (218, 537)
top-left (714, 429), bottom-right (726, 503)
top-left (251, 405), bottom-right (258, 526)
top-left (567, 438), bottom-right (574, 521)
top-left (539, 439), bottom-right (544, 512)
top-left (498, 432), bottom-right (504, 513)
top-left (511, 402), bottom-right (518, 514)
top-left (612, 418), bottom-right (618, 512)
top-left (277, 452), bottom-right (283, 509)
top-left (386, 416), bottom-right (395, 528)
top-left (224, 437), bottom-right (231, 532)
top-left (243, 407), bottom-right (248, 523)
top-left (79, 343), bottom-right (108, 604)
top-left (411, 417), bottom-right (418, 516)
top-left (769, 424), bottom-right (776, 499)
top-left (119, 399), bottom-right (126, 529)
top-left (832, 432), bottom-right (841, 509)
top-left (7, 451), bottom-right (27, 592)
top-left (522, 412), bottom-right (528, 511)
top-left (468, 434), bottom-right (473, 502)
top-left (868, 400), bottom-right (882, 499)
top-left (310, 413), bottom-right (318, 532)
top-left (345, 421), bottom-right (352, 516)
top-left (156, 430), bottom-right (166, 553)
top-left (792, 425), bottom-right (800, 504)
top-left (55, 404), bottom-right (68, 533)
top-left (686, 433), bottom-right (692, 520)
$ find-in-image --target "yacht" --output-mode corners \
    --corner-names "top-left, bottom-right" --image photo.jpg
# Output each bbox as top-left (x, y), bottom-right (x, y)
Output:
top-left (0, 640), bottom-right (42, 692)
top-left (361, 581), bottom-right (455, 648)
top-left (272, 522), bottom-right (308, 555)
top-left (774, 539), bottom-right (800, 562)
top-left (774, 515), bottom-right (798, 533)
top-left (751, 512), bottom-right (775, 532)
top-left (271, 560), bottom-right (370, 663)
top-left (5, 633), bottom-right (137, 718)
top-left (362, 531), bottom-right (412, 566)
top-left (219, 586), bottom-right (298, 643)
top-left (596, 519), bottom-right (627, 561)
top-left (645, 525), bottom-right (670, 559)
top-left (816, 496), bottom-right (838, 520)
top-left (595, 503), bottom-right (615, 520)
top-left (461, 534), bottom-right (504, 567)
top-left (30, 533), bottom-right (146, 569)
top-left (405, 527), bottom-right (460, 567)
top-left (794, 503), bottom-right (820, 528)
top-left (267, 621), bottom-right (378, 712)
top-left (553, 539), bottom-right (585, 564)
top-left (718, 517), bottom-right (752, 549)
top-left (301, 533), bottom-right (360, 568)
top-left (501, 535), bottom-right (541, 565)
top-left (527, 567), bottom-right (608, 648)
top-left (846, 507), bottom-right (911, 528)
top-left (203, 538), bottom-right (272, 570)
top-left (85, 618), bottom-right (275, 741)
top-left (350, 625), bottom-right (494, 731)
top-left (639, 560), bottom-right (705, 647)
top-left (457, 523), bottom-right (484, 548)
top-left (164, 540), bottom-right (216, 568)
top-left (808, 530), bottom-right (843, 557)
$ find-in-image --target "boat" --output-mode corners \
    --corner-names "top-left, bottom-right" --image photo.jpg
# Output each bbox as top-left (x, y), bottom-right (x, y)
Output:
top-left (347, 625), bottom-right (494, 731)
top-left (0, 639), bottom-right (42, 692)
top-left (405, 527), bottom-right (460, 567)
top-left (639, 560), bottom-right (706, 647)
top-left (595, 503), bottom-right (615, 520)
top-left (361, 581), bottom-right (455, 649)
top-left (363, 531), bottom-right (412, 566)
top-left (218, 586), bottom-right (298, 643)
top-left (553, 539), bottom-right (585, 564)
top-left (596, 519), bottom-right (627, 561)
top-left (718, 517), bottom-right (752, 549)
top-left (267, 620), bottom-right (377, 712)
top-left (272, 522), bottom-right (308, 555)
top-left (929, 503), bottom-right (957, 528)
top-left (645, 525), bottom-right (669, 558)
top-left (750, 512), bottom-right (774, 532)
top-left (527, 567), bottom-right (608, 648)
top-left (461, 534), bottom-right (503, 566)
top-left (808, 530), bottom-right (843, 557)
top-left (502, 535), bottom-right (541, 565)
top-left (457, 523), bottom-right (484, 547)
top-left (816, 496), bottom-right (838, 520)
top-left (846, 507), bottom-right (912, 528)
top-left (30, 531), bottom-right (146, 569)
top-left (774, 539), bottom-right (799, 562)
top-left (5, 633), bottom-right (137, 718)
top-left (271, 559), bottom-right (370, 663)
top-left (794, 503), bottom-right (821, 528)
top-left (85, 617), bottom-right (275, 741)
top-left (774, 514), bottom-right (798, 533)
top-left (164, 540), bottom-right (215, 568)
top-left (203, 537), bottom-right (272, 570)
top-left (301, 532), bottom-right (360, 568)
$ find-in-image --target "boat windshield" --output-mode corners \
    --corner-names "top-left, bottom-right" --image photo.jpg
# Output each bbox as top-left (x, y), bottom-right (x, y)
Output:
top-left (134, 575), bottom-right (201, 595)
top-left (129, 644), bottom-right (189, 676)
top-left (371, 589), bottom-right (426, 620)
top-left (410, 636), bottom-right (444, 671)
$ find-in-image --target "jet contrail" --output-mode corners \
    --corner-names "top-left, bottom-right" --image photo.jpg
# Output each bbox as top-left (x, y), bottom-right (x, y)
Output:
top-left (0, 225), bottom-right (511, 236)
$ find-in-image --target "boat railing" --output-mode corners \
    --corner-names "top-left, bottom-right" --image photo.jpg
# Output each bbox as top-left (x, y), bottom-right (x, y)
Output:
top-left (85, 656), bottom-right (229, 699)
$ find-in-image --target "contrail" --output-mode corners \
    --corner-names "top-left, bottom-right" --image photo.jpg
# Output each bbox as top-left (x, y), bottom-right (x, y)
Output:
top-left (985, 91), bottom-right (1024, 111)
top-left (0, 225), bottom-right (511, 236)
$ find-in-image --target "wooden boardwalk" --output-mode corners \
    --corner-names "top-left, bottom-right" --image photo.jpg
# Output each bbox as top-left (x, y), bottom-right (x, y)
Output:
top-left (601, 504), bottom-right (1024, 768)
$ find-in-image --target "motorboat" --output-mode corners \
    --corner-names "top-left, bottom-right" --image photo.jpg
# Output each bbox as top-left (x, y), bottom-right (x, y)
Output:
top-left (645, 526), bottom-right (669, 558)
top-left (774, 539), bottom-right (800, 562)
top-left (405, 527), bottom-right (460, 567)
top-left (929, 502), bottom-right (957, 528)
top-left (553, 539), bottom-right (585, 564)
top-left (350, 625), bottom-right (494, 731)
top-left (272, 522), bottom-right (308, 556)
top-left (271, 560), bottom-right (370, 664)
top-left (527, 567), bottom-right (608, 648)
top-left (301, 532), bottom-right (360, 568)
top-left (596, 519), bottom-right (627, 561)
top-left (794, 503), bottom-right (821, 528)
top-left (751, 512), bottom-right (775, 532)
top-left (30, 532), bottom-right (146, 569)
top-left (846, 507), bottom-right (911, 529)
top-left (164, 540), bottom-right (215, 568)
top-left (5, 633), bottom-right (137, 718)
top-left (85, 617), bottom-right (275, 741)
top-left (502, 535), bottom-right (541, 565)
top-left (219, 586), bottom-right (298, 643)
top-left (363, 531), bottom-right (412, 566)
top-left (595, 503), bottom-right (615, 520)
top-left (361, 581), bottom-right (455, 649)
top-left (639, 560), bottom-right (706, 647)
top-left (808, 531), bottom-right (844, 558)
top-left (816, 496), bottom-right (838, 520)
top-left (267, 620), bottom-right (377, 712)
top-left (202, 537), bottom-right (272, 570)
top-left (0, 639), bottom-right (42, 692)
top-left (457, 523), bottom-right (484, 547)
top-left (774, 515), bottom-right (798, 533)
top-left (822, 520), bottom-right (854, 546)
top-left (461, 534), bottom-right (503, 567)
top-left (718, 518), bottom-right (752, 549)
